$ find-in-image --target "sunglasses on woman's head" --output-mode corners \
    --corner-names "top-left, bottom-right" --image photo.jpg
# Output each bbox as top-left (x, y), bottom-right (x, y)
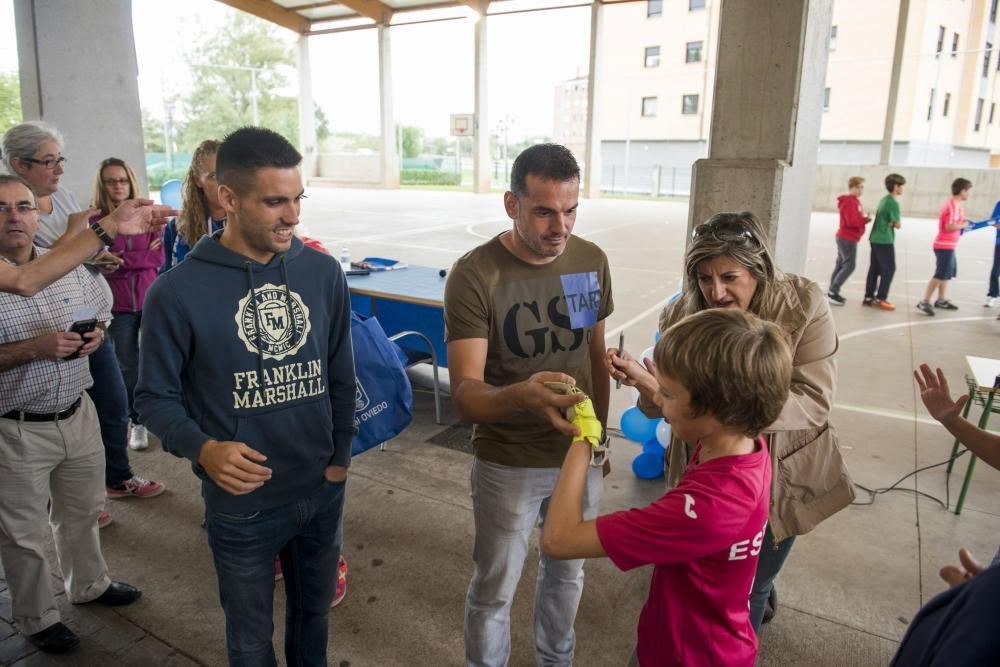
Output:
top-left (691, 219), bottom-right (756, 243)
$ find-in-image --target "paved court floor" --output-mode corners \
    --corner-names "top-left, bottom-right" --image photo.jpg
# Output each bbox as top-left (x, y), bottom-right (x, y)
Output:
top-left (1, 186), bottom-right (997, 666)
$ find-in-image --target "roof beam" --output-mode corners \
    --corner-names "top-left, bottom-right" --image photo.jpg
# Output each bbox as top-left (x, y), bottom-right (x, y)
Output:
top-left (461, 0), bottom-right (491, 15)
top-left (215, 0), bottom-right (312, 33)
top-left (334, 0), bottom-right (395, 23)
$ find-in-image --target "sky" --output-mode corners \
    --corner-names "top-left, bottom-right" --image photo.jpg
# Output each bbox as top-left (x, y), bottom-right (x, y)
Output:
top-left (1, 0), bottom-right (592, 142)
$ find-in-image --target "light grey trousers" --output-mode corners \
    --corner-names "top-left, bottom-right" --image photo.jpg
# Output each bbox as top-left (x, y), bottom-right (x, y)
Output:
top-left (0, 395), bottom-right (111, 635)
top-left (464, 458), bottom-right (603, 667)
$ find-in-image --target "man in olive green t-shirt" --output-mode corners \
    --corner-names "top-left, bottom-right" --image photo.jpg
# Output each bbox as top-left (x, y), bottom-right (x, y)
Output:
top-left (445, 144), bottom-right (613, 666)
top-left (864, 173), bottom-right (906, 310)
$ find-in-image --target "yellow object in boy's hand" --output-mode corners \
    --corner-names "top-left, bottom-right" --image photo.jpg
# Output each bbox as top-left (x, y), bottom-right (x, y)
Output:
top-left (544, 381), bottom-right (608, 466)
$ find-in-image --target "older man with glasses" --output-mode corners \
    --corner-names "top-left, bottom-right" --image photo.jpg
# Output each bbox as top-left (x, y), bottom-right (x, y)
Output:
top-left (0, 174), bottom-right (142, 655)
top-left (3, 122), bottom-right (165, 529)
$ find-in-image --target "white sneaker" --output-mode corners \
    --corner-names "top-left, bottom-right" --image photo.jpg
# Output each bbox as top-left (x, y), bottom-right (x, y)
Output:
top-left (985, 297), bottom-right (998, 308)
top-left (128, 423), bottom-right (149, 450)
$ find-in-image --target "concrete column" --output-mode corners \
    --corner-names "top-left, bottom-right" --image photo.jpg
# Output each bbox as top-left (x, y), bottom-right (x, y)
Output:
top-left (297, 35), bottom-right (318, 179)
top-left (880, 0), bottom-right (910, 165)
top-left (378, 24), bottom-right (400, 189)
top-left (688, 0), bottom-right (833, 275)
top-left (473, 17), bottom-right (491, 194)
top-left (582, 0), bottom-right (603, 199)
top-left (14, 0), bottom-right (147, 200)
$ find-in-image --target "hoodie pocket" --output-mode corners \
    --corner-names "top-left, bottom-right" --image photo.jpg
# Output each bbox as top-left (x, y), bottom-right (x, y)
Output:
top-left (230, 398), bottom-right (334, 475)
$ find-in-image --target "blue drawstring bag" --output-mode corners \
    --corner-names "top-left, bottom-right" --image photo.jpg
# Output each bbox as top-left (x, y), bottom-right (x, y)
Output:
top-left (350, 312), bottom-right (413, 455)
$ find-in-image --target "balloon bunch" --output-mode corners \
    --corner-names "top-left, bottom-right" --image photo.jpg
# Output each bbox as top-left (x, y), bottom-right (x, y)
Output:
top-left (618, 343), bottom-right (671, 480)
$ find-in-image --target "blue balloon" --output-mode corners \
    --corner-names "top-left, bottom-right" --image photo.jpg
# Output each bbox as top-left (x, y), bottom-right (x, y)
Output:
top-left (632, 452), bottom-right (665, 479)
top-left (621, 407), bottom-right (658, 443)
top-left (642, 438), bottom-right (665, 457)
top-left (654, 329), bottom-right (661, 343)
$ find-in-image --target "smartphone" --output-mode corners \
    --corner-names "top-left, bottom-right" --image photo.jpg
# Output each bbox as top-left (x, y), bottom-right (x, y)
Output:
top-left (65, 319), bottom-right (97, 360)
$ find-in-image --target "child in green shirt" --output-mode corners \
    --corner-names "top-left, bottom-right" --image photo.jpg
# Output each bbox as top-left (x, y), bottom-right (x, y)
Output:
top-left (864, 173), bottom-right (906, 310)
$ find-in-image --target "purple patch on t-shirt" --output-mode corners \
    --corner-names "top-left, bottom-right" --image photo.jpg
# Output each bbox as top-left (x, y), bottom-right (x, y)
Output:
top-left (560, 272), bottom-right (601, 329)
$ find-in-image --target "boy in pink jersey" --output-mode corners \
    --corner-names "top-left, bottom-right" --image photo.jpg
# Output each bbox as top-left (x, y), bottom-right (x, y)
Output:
top-left (917, 178), bottom-right (972, 316)
top-left (542, 309), bottom-right (792, 667)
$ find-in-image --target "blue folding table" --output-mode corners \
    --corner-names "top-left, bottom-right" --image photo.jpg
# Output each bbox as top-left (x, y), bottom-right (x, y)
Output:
top-left (346, 266), bottom-right (448, 367)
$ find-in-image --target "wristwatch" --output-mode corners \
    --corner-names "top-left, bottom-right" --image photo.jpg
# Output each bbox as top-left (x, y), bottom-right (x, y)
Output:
top-left (89, 220), bottom-right (113, 245)
top-left (544, 381), bottom-right (610, 467)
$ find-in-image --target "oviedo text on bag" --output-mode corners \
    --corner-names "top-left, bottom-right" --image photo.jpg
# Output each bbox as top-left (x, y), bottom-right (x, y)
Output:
top-left (350, 312), bottom-right (414, 455)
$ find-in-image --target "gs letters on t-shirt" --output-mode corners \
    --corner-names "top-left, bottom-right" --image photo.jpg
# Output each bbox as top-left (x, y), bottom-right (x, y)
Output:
top-left (230, 283), bottom-right (326, 410)
top-left (499, 271), bottom-right (602, 367)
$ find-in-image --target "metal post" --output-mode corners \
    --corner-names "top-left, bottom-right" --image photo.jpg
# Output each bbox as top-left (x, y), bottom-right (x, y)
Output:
top-left (880, 0), bottom-right (910, 165)
top-left (251, 69), bottom-right (259, 126)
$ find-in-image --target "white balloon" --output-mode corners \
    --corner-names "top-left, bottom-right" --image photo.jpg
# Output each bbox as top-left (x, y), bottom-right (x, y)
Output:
top-left (630, 387), bottom-right (641, 403)
top-left (640, 346), bottom-right (655, 366)
top-left (655, 420), bottom-right (672, 447)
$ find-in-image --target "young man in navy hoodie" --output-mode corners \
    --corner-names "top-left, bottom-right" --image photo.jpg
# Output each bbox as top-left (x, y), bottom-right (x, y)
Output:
top-left (136, 127), bottom-right (355, 666)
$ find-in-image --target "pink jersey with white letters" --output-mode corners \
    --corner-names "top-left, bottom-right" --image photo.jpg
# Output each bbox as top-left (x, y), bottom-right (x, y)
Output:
top-left (595, 438), bottom-right (771, 667)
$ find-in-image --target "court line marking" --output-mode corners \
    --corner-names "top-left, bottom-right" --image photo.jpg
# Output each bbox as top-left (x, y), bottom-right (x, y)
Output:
top-left (604, 297), bottom-right (672, 340)
top-left (840, 316), bottom-right (995, 341)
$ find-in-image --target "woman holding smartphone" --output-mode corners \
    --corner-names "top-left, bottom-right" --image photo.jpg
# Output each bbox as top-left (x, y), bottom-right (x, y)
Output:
top-left (92, 158), bottom-right (163, 451)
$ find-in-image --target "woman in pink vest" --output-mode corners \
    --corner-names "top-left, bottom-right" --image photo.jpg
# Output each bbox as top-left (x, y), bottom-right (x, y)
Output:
top-left (92, 158), bottom-right (164, 450)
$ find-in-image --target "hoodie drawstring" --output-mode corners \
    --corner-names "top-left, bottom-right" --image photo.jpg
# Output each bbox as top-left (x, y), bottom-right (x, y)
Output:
top-left (244, 261), bottom-right (266, 382)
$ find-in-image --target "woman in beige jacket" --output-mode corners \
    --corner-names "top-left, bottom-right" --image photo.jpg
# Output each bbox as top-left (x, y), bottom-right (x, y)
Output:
top-left (608, 211), bottom-right (854, 633)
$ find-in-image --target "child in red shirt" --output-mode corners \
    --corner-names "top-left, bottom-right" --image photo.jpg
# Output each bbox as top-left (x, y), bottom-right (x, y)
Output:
top-left (827, 176), bottom-right (871, 305)
top-left (542, 309), bottom-right (792, 667)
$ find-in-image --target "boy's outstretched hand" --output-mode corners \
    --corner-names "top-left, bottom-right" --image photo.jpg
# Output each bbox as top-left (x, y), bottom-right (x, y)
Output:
top-left (940, 548), bottom-right (984, 588)
top-left (914, 364), bottom-right (968, 424)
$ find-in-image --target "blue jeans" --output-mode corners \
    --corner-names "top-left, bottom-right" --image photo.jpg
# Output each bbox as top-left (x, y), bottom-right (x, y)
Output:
top-left (108, 312), bottom-right (142, 423)
top-left (86, 336), bottom-right (133, 487)
top-left (464, 459), bottom-right (603, 667)
top-left (749, 525), bottom-right (796, 633)
top-left (206, 480), bottom-right (345, 667)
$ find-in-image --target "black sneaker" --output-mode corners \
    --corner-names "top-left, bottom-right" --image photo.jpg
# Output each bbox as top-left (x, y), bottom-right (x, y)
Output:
top-left (934, 299), bottom-right (959, 310)
top-left (916, 300), bottom-right (935, 316)
top-left (762, 587), bottom-right (778, 624)
top-left (827, 292), bottom-right (846, 306)
top-left (862, 298), bottom-right (874, 307)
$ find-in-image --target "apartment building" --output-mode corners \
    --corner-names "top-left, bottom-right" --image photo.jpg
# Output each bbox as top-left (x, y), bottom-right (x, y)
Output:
top-left (577, 0), bottom-right (1000, 193)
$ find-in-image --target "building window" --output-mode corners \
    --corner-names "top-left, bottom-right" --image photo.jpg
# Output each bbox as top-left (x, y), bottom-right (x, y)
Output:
top-left (936, 26), bottom-right (946, 54)
top-left (686, 41), bottom-right (703, 63)
top-left (944, 92), bottom-right (952, 117)
top-left (682, 94), bottom-right (699, 114)
top-left (647, 0), bottom-right (662, 17)
top-left (975, 98), bottom-right (985, 132)
top-left (823, 87), bottom-right (831, 112)
top-left (927, 88), bottom-right (936, 121)
top-left (829, 25), bottom-right (838, 51)
top-left (991, 102), bottom-right (997, 124)
top-left (690, 0), bottom-right (706, 9)
top-left (641, 96), bottom-right (657, 117)
top-left (644, 46), bottom-right (661, 68)
top-left (952, 33), bottom-right (960, 57)
top-left (988, 43), bottom-right (995, 77)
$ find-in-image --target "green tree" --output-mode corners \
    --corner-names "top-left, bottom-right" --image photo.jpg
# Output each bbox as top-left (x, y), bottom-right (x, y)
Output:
top-left (0, 72), bottom-right (23, 134)
top-left (141, 108), bottom-right (166, 153)
top-left (177, 11), bottom-right (298, 151)
top-left (400, 126), bottom-right (423, 158)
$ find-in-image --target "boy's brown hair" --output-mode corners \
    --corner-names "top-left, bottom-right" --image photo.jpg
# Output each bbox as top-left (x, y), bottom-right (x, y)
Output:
top-left (885, 173), bottom-right (906, 193)
top-left (848, 176), bottom-right (865, 190)
top-left (951, 178), bottom-right (972, 196)
top-left (653, 309), bottom-right (792, 437)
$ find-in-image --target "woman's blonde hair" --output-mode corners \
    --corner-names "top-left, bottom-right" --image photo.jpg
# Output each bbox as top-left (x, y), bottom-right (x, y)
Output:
top-left (676, 211), bottom-right (782, 319)
top-left (654, 309), bottom-right (792, 437)
top-left (178, 139), bottom-right (221, 248)
top-left (92, 157), bottom-right (140, 217)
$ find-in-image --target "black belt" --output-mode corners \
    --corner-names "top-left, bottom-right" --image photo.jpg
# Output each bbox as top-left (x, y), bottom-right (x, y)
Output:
top-left (2, 397), bottom-right (82, 422)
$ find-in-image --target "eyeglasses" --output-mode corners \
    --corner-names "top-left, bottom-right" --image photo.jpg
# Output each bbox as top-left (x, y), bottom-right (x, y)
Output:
top-left (103, 178), bottom-right (131, 187)
top-left (691, 219), bottom-right (756, 243)
top-left (20, 156), bottom-right (67, 170)
top-left (0, 203), bottom-right (38, 215)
